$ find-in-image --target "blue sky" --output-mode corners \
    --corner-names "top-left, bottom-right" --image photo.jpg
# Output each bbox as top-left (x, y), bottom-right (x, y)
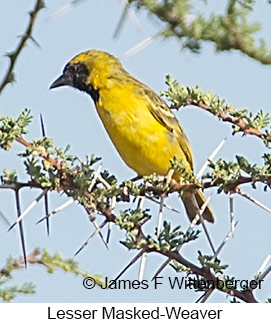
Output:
top-left (0, 0), bottom-right (271, 302)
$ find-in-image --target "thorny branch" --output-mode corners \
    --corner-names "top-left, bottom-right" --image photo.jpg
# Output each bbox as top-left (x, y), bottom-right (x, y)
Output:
top-left (1, 133), bottom-right (268, 302)
top-left (0, 0), bottom-right (45, 94)
top-left (187, 100), bottom-right (271, 144)
top-left (0, 0), bottom-right (270, 304)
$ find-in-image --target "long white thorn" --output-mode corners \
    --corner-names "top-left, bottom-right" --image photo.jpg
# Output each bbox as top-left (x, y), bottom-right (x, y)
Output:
top-left (106, 196), bottom-right (116, 244)
top-left (257, 254), bottom-right (271, 277)
top-left (0, 209), bottom-right (10, 227)
top-left (137, 196), bottom-right (145, 210)
top-left (36, 198), bottom-right (74, 224)
top-left (152, 195), bottom-right (212, 280)
top-left (114, 0), bottom-right (140, 38)
top-left (106, 222), bottom-right (113, 244)
top-left (201, 219), bottom-right (216, 255)
top-left (156, 195), bottom-right (165, 238)
top-left (97, 174), bottom-right (111, 189)
top-left (156, 169), bottom-right (174, 238)
top-left (260, 264), bottom-right (271, 280)
top-left (238, 190), bottom-right (271, 213)
top-left (196, 194), bottom-right (215, 254)
top-left (146, 196), bottom-right (180, 213)
top-left (188, 194), bottom-right (213, 235)
top-left (114, 249), bottom-right (146, 281)
top-left (229, 193), bottom-right (235, 236)
top-left (92, 219), bottom-right (109, 250)
top-left (46, 0), bottom-right (85, 20)
top-left (201, 221), bottom-right (215, 254)
top-left (212, 221), bottom-right (239, 260)
top-left (196, 137), bottom-right (227, 179)
top-left (74, 219), bottom-right (107, 256)
top-left (8, 190), bottom-right (47, 231)
top-left (138, 252), bottom-right (147, 282)
top-left (121, 34), bottom-right (158, 59)
top-left (88, 163), bottom-right (103, 192)
top-left (136, 194), bottom-right (147, 281)
top-left (257, 264), bottom-right (271, 282)
top-left (119, 0), bottom-right (139, 28)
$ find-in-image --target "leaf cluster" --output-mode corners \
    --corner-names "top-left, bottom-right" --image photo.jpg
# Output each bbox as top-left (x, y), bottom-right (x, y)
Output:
top-left (204, 155), bottom-right (271, 192)
top-left (0, 248), bottom-right (105, 302)
top-left (157, 221), bottom-right (199, 251)
top-left (0, 109), bottom-right (32, 150)
top-left (129, 0), bottom-right (271, 64)
top-left (162, 75), bottom-right (271, 147)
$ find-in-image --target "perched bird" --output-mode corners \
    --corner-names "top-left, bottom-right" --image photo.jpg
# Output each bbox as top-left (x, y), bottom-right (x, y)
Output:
top-left (50, 50), bottom-right (214, 223)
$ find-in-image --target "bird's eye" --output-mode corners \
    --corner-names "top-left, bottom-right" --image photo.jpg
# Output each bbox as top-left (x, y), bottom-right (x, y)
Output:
top-left (67, 64), bottom-right (76, 73)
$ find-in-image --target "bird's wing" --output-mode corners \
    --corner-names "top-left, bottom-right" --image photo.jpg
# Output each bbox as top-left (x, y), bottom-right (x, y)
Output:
top-left (142, 87), bottom-right (194, 168)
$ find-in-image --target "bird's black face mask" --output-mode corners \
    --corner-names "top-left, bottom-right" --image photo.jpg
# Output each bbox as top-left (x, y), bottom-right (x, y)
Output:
top-left (50, 62), bottom-right (99, 102)
top-left (50, 62), bottom-right (88, 90)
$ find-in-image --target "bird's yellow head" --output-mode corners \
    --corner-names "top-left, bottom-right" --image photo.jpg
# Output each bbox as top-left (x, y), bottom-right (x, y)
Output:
top-left (50, 50), bottom-right (124, 101)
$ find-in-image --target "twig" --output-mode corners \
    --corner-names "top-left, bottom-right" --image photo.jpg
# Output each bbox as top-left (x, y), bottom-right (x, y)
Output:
top-left (0, 182), bottom-right (40, 190)
top-left (15, 137), bottom-right (61, 170)
top-left (0, 0), bottom-right (44, 94)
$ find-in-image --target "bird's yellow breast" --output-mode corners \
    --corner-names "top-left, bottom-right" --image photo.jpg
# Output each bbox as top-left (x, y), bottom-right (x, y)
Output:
top-left (95, 83), bottom-right (191, 176)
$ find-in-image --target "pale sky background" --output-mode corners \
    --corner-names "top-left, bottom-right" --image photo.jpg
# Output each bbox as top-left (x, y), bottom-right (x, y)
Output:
top-left (0, 0), bottom-right (271, 303)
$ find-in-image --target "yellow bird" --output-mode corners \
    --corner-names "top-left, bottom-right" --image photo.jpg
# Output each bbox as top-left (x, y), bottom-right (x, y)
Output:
top-left (50, 50), bottom-right (214, 223)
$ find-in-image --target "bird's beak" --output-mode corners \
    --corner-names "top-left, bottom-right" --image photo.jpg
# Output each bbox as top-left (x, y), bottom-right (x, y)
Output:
top-left (49, 73), bottom-right (73, 89)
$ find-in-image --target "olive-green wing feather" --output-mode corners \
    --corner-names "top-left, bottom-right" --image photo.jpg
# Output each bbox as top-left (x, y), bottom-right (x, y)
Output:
top-left (141, 87), bottom-right (194, 169)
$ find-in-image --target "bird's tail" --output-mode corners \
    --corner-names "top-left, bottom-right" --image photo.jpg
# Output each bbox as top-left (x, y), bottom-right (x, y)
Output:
top-left (181, 189), bottom-right (215, 223)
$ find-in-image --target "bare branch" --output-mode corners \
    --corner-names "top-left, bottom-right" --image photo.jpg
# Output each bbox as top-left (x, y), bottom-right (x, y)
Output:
top-left (0, 0), bottom-right (45, 94)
